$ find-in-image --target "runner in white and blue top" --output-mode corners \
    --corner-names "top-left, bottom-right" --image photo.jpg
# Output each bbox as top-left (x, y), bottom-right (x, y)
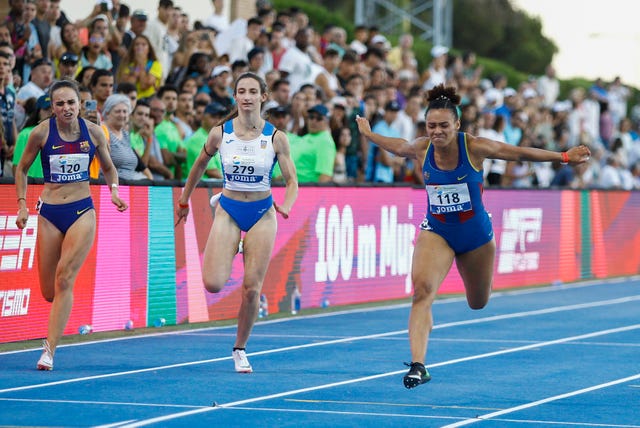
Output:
top-left (176, 73), bottom-right (298, 374)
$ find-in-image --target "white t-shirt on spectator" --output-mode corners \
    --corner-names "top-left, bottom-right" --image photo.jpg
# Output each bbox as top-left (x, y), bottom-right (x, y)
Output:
top-left (278, 46), bottom-right (314, 93)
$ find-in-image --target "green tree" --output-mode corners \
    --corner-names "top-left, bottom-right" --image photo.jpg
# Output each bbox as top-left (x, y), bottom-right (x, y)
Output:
top-left (452, 0), bottom-right (557, 75)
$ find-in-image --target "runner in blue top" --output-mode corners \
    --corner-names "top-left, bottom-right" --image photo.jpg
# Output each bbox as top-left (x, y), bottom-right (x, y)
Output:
top-left (15, 79), bottom-right (128, 371)
top-left (176, 72), bottom-right (298, 374)
top-left (356, 84), bottom-right (591, 389)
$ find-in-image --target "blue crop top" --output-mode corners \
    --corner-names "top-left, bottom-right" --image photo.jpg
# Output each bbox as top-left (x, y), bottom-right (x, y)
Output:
top-left (423, 132), bottom-right (486, 224)
top-left (41, 117), bottom-right (96, 184)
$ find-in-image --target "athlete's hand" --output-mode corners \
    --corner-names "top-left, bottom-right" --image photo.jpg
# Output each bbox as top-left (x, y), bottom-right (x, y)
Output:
top-left (175, 199), bottom-right (189, 226)
top-left (15, 207), bottom-right (29, 229)
top-left (273, 200), bottom-right (290, 219)
top-left (111, 195), bottom-right (128, 212)
top-left (355, 115), bottom-right (372, 138)
top-left (567, 144), bottom-right (591, 164)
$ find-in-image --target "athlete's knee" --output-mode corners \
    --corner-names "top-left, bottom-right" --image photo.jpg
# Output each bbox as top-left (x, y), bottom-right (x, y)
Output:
top-left (242, 285), bottom-right (261, 304)
top-left (203, 279), bottom-right (224, 294)
top-left (468, 299), bottom-right (488, 310)
top-left (55, 268), bottom-right (77, 293)
top-left (466, 287), bottom-right (491, 310)
top-left (411, 279), bottom-right (438, 304)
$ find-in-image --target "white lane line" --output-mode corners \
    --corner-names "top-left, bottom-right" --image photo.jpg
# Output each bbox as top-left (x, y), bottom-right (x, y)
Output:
top-left (1, 296), bottom-right (638, 394)
top-left (216, 406), bottom-right (640, 428)
top-left (0, 397), bottom-right (204, 409)
top-left (2, 275), bottom-right (637, 356)
top-left (441, 373), bottom-right (640, 427)
top-left (120, 324), bottom-right (640, 427)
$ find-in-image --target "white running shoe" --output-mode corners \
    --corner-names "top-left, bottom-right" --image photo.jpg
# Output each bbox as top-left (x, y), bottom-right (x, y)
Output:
top-left (37, 339), bottom-right (53, 371)
top-left (232, 349), bottom-right (252, 373)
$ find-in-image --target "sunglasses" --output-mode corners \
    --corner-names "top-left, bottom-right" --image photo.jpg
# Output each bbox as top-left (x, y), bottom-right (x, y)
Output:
top-left (307, 114), bottom-right (324, 121)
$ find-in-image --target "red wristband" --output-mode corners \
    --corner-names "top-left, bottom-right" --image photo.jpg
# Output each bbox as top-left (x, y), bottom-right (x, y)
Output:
top-left (178, 202), bottom-right (189, 209)
top-left (561, 152), bottom-right (569, 164)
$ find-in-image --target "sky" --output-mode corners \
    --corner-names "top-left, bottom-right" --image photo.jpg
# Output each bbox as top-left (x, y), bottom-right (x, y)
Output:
top-left (512, 0), bottom-right (640, 88)
top-left (61, 0), bottom-right (640, 89)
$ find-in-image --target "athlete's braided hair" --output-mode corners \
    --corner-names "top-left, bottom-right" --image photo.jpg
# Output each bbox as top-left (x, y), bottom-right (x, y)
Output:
top-left (426, 84), bottom-right (461, 119)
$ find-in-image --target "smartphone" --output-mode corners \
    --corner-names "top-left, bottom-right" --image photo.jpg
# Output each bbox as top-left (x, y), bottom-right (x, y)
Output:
top-left (84, 100), bottom-right (97, 112)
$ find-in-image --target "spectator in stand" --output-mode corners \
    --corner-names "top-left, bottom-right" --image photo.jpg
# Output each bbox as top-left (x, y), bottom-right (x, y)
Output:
top-left (607, 76), bottom-right (630, 127)
top-left (154, 84), bottom-right (186, 179)
top-left (102, 93), bottom-right (152, 181)
top-left (365, 100), bottom-right (402, 183)
top-left (567, 87), bottom-right (600, 148)
top-left (262, 22), bottom-right (286, 73)
top-left (228, 17), bottom-right (263, 64)
top-left (204, 0), bottom-right (229, 33)
top-left (393, 92), bottom-right (421, 146)
top-left (262, 77), bottom-right (289, 114)
top-left (20, 0), bottom-right (43, 84)
top-left (57, 51), bottom-right (79, 80)
top-left (5, 0), bottom-right (31, 80)
top-left (88, 68), bottom-right (114, 115)
top-left (79, 29), bottom-right (113, 71)
top-left (387, 33), bottom-right (416, 72)
top-left (51, 22), bottom-right (81, 67)
top-left (173, 89), bottom-right (194, 140)
top-left (0, 50), bottom-right (17, 176)
top-left (16, 57), bottom-right (52, 105)
top-left (144, 0), bottom-right (174, 82)
top-left (313, 48), bottom-right (340, 101)
top-left (479, 112), bottom-right (507, 186)
top-left (164, 6), bottom-right (182, 78)
top-left (598, 154), bottom-right (624, 189)
top-left (12, 94), bottom-right (50, 178)
top-left (598, 100), bottom-right (614, 150)
top-left (335, 50), bottom-right (358, 92)
top-left (115, 81), bottom-right (138, 109)
top-left (293, 104), bottom-right (336, 183)
top-left (349, 25), bottom-right (369, 57)
top-left (421, 45), bottom-right (448, 91)
top-left (247, 47), bottom-right (266, 79)
top-left (332, 126), bottom-right (350, 183)
top-left (119, 9), bottom-right (147, 60)
top-left (278, 27), bottom-right (314, 94)
top-left (116, 34), bottom-right (162, 100)
top-left (207, 65), bottom-right (234, 110)
top-left (31, 0), bottom-right (50, 60)
top-left (183, 102), bottom-right (227, 179)
top-left (130, 99), bottom-right (173, 180)
top-left (536, 65), bottom-right (559, 109)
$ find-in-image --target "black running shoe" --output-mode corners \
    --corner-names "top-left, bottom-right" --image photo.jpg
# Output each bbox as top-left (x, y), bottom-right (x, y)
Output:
top-left (403, 362), bottom-right (431, 389)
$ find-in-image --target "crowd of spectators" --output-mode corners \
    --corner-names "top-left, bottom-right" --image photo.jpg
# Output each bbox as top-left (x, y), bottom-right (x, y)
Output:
top-left (1, 0), bottom-right (639, 190)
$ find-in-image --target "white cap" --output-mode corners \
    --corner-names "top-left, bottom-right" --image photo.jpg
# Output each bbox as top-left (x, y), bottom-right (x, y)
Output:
top-left (211, 65), bottom-right (231, 78)
top-left (523, 87), bottom-right (538, 99)
top-left (430, 45), bottom-right (449, 58)
top-left (331, 96), bottom-right (347, 108)
top-left (370, 34), bottom-right (388, 45)
top-left (484, 88), bottom-right (502, 104)
top-left (92, 14), bottom-right (109, 23)
top-left (503, 87), bottom-right (517, 98)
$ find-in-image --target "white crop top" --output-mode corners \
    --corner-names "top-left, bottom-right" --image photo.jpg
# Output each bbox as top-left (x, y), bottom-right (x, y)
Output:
top-left (218, 120), bottom-right (277, 192)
